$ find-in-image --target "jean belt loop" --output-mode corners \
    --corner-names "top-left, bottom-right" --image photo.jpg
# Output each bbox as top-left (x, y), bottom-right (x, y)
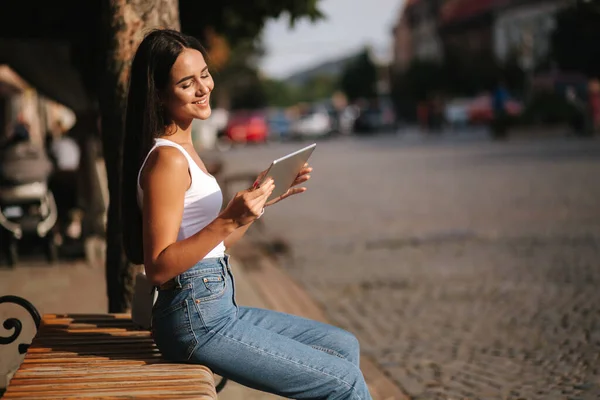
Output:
top-left (220, 255), bottom-right (228, 271)
top-left (174, 274), bottom-right (182, 289)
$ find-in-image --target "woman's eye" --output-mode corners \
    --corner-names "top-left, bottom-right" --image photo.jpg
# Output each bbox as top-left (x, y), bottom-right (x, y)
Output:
top-left (182, 83), bottom-right (192, 89)
top-left (201, 75), bottom-right (209, 79)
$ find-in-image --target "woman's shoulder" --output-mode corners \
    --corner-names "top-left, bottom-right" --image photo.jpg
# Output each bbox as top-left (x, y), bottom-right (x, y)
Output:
top-left (140, 145), bottom-right (189, 189)
top-left (145, 145), bottom-right (188, 170)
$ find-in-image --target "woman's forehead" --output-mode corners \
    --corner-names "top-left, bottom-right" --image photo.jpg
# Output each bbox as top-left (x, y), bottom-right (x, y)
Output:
top-left (171, 48), bottom-right (206, 77)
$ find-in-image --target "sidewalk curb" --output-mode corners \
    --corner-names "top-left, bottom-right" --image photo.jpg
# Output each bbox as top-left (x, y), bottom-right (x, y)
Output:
top-left (230, 242), bottom-right (410, 400)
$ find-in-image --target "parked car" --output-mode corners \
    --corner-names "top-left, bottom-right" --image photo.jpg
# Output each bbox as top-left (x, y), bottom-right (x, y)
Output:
top-left (223, 111), bottom-right (268, 145)
top-left (266, 109), bottom-right (292, 142)
top-left (291, 106), bottom-right (333, 139)
top-left (444, 98), bottom-right (471, 130)
top-left (353, 100), bottom-right (396, 134)
top-left (468, 94), bottom-right (523, 124)
top-left (339, 105), bottom-right (359, 135)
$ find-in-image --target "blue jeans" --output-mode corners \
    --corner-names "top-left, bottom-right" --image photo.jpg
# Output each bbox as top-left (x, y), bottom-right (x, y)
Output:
top-left (151, 255), bottom-right (372, 400)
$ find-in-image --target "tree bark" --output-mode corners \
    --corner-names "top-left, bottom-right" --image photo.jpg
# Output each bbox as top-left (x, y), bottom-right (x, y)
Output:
top-left (100, 0), bottom-right (180, 313)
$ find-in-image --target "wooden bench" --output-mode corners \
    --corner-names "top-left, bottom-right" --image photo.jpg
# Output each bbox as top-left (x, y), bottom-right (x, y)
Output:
top-left (1, 300), bottom-right (221, 399)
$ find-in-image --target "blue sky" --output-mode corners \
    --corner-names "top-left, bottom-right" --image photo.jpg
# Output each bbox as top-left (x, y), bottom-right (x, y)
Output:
top-left (259, 0), bottom-right (404, 79)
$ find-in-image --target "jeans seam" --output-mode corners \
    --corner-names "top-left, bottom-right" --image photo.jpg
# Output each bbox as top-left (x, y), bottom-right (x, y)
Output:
top-left (185, 297), bottom-right (200, 361)
top-left (209, 328), bottom-right (363, 399)
top-left (310, 345), bottom-right (346, 359)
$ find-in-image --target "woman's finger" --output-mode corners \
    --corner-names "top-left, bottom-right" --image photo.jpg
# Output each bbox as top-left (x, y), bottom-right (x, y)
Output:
top-left (297, 166), bottom-right (312, 176)
top-left (283, 187), bottom-right (306, 197)
top-left (291, 174), bottom-right (310, 187)
top-left (266, 187), bottom-right (306, 206)
top-left (248, 178), bottom-right (274, 198)
top-left (251, 169), bottom-right (269, 189)
top-left (248, 181), bottom-right (275, 208)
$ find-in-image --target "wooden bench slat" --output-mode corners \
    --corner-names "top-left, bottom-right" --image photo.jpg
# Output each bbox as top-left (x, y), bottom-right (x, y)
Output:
top-left (7, 378), bottom-right (215, 391)
top-left (14, 363), bottom-right (209, 373)
top-left (5, 388), bottom-right (216, 399)
top-left (42, 319), bottom-right (139, 326)
top-left (10, 371), bottom-right (206, 382)
top-left (27, 344), bottom-right (157, 353)
top-left (33, 338), bottom-right (155, 346)
top-left (23, 357), bottom-right (165, 365)
top-left (6, 394), bottom-right (209, 400)
top-left (42, 313), bottom-right (134, 320)
top-left (24, 349), bottom-right (161, 358)
top-left (38, 328), bottom-right (147, 334)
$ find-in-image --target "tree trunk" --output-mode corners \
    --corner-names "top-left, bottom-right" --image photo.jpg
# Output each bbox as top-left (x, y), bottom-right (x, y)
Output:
top-left (100, 0), bottom-right (180, 313)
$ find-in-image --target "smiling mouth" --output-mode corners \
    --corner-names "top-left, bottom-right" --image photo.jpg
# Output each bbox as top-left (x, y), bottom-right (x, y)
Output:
top-left (192, 97), bottom-right (208, 105)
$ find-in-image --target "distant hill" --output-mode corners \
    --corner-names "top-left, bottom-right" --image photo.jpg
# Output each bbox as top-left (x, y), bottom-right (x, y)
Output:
top-left (281, 44), bottom-right (392, 86)
top-left (283, 53), bottom-right (357, 86)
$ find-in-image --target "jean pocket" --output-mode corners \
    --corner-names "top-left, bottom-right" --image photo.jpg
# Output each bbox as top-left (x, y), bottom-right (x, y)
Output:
top-left (193, 272), bottom-right (227, 301)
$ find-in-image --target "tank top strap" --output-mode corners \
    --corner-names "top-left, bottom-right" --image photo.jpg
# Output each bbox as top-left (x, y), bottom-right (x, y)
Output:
top-left (137, 139), bottom-right (193, 190)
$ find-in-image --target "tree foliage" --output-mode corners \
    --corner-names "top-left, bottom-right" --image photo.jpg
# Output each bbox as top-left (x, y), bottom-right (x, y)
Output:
top-left (180, 1), bottom-right (323, 45)
top-left (211, 39), bottom-right (268, 110)
top-left (339, 49), bottom-right (378, 102)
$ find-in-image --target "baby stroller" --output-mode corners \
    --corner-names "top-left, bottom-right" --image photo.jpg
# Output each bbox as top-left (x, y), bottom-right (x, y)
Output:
top-left (0, 139), bottom-right (58, 267)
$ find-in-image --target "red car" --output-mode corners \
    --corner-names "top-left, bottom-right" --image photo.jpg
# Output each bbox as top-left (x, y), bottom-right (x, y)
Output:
top-left (468, 94), bottom-right (523, 124)
top-left (225, 112), bottom-right (268, 144)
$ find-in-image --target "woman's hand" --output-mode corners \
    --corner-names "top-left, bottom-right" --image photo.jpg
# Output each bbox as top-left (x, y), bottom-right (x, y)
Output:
top-left (220, 178), bottom-right (275, 227)
top-left (260, 163), bottom-right (312, 207)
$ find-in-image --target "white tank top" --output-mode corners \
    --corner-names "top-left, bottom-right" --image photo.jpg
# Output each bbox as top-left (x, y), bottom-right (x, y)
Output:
top-left (137, 138), bottom-right (225, 259)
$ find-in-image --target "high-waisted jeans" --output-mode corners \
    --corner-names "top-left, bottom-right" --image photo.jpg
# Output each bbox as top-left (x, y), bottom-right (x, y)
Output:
top-left (151, 255), bottom-right (372, 400)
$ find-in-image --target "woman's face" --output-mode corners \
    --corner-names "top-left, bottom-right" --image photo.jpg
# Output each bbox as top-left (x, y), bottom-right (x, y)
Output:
top-left (162, 48), bottom-right (214, 123)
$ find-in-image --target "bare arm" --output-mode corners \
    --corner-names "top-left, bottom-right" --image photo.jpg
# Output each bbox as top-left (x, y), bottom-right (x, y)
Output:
top-left (141, 147), bottom-right (273, 286)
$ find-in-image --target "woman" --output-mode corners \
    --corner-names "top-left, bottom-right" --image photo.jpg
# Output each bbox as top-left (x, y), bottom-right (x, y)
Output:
top-left (121, 29), bottom-right (372, 399)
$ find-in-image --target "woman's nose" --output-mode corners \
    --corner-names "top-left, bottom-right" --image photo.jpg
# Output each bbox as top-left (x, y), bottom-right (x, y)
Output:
top-left (196, 82), bottom-right (209, 96)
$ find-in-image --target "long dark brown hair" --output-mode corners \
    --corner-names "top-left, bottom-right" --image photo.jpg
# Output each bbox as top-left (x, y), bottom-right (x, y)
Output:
top-left (121, 29), bottom-right (207, 265)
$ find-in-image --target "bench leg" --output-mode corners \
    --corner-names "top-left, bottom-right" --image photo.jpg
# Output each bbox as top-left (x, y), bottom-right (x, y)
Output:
top-left (216, 376), bottom-right (228, 393)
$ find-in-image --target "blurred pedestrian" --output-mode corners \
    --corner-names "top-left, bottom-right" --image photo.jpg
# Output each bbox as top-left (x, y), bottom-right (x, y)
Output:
top-left (48, 121), bottom-right (82, 241)
top-left (417, 100), bottom-right (429, 133)
top-left (491, 80), bottom-right (510, 139)
top-left (565, 86), bottom-right (586, 136)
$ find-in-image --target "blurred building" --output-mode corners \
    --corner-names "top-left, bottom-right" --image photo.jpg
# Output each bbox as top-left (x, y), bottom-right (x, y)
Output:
top-left (392, 0), bottom-right (569, 72)
top-left (368, 45), bottom-right (394, 96)
top-left (493, 0), bottom-right (565, 69)
top-left (392, 0), bottom-right (444, 72)
top-left (391, 2), bottom-right (414, 72)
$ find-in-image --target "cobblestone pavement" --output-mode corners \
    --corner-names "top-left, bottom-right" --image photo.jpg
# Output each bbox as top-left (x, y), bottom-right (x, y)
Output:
top-left (225, 133), bottom-right (600, 400)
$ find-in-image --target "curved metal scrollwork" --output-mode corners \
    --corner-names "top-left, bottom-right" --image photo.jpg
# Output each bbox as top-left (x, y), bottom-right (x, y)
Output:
top-left (0, 295), bottom-right (41, 354)
top-left (0, 317), bottom-right (22, 346)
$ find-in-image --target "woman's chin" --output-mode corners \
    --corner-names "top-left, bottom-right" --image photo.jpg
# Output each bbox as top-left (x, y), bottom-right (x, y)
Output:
top-left (195, 107), bottom-right (212, 120)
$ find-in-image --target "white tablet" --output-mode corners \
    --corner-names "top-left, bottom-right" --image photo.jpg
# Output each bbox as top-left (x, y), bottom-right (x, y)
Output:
top-left (261, 143), bottom-right (316, 202)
